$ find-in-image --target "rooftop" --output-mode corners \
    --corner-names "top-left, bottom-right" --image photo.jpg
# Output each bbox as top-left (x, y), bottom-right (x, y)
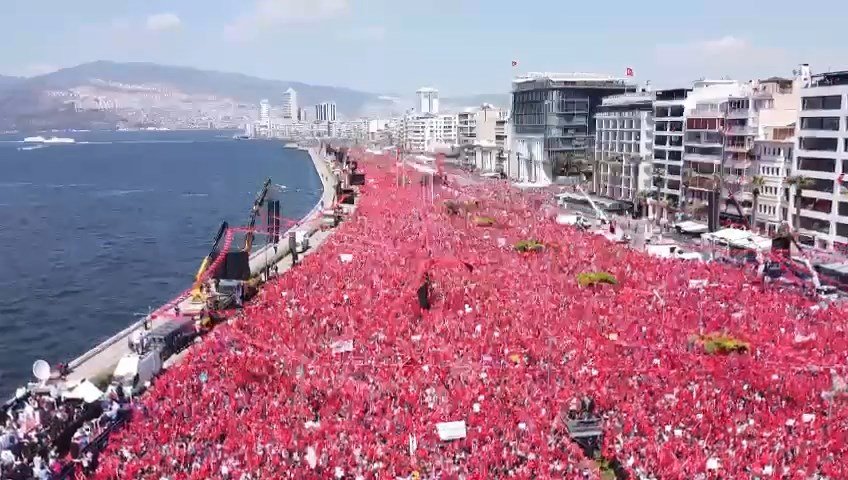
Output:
top-left (809, 71), bottom-right (848, 87)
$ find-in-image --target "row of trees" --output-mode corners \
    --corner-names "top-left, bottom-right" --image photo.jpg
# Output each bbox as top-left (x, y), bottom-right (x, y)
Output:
top-left (566, 151), bottom-right (816, 233)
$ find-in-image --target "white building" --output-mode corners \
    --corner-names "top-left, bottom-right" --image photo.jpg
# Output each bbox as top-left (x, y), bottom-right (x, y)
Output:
top-left (458, 105), bottom-right (500, 146)
top-left (417, 88), bottom-right (440, 115)
top-left (680, 77), bottom-right (799, 227)
top-left (754, 125), bottom-right (795, 233)
top-left (259, 99), bottom-right (271, 126)
top-left (404, 113), bottom-right (457, 153)
top-left (792, 66), bottom-right (848, 249)
top-left (593, 91), bottom-right (654, 202)
top-left (282, 88), bottom-right (297, 120)
top-left (297, 107), bottom-right (309, 123)
top-left (315, 102), bottom-right (337, 122)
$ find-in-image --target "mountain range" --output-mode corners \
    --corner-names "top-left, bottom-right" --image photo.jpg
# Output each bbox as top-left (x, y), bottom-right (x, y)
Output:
top-left (0, 61), bottom-right (509, 131)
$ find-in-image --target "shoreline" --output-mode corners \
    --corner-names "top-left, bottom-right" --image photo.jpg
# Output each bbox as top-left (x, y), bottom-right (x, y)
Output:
top-left (37, 146), bottom-right (336, 388)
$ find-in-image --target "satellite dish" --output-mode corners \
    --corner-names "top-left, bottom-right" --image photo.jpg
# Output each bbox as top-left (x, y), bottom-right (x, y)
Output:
top-left (32, 360), bottom-right (51, 382)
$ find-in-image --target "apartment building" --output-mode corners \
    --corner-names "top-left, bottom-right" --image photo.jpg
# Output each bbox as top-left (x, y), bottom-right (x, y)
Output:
top-left (404, 113), bottom-right (458, 153)
top-left (509, 72), bottom-right (634, 185)
top-left (417, 88), bottom-right (440, 115)
top-left (753, 125), bottom-right (794, 233)
top-left (282, 88), bottom-right (297, 120)
top-left (593, 92), bottom-right (654, 202)
top-left (458, 105), bottom-right (501, 167)
top-left (792, 67), bottom-right (848, 249)
top-left (315, 102), bottom-right (337, 122)
top-left (681, 77), bottom-right (799, 225)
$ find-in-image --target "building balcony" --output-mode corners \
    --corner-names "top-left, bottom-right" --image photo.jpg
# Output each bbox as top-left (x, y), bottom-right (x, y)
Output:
top-left (725, 144), bottom-right (752, 153)
top-left (724, 159), bottom-right (753, 170)
top-left (726, 108), bottom-right (752, 119)
top-left (683, 139), bottom-right (723, 148)
top-left (725, 126), bottom-right (756, 136)
top-left (689, 108), bottom-right (724, 118)
top-left (683, 153), bottom-right (722, 163)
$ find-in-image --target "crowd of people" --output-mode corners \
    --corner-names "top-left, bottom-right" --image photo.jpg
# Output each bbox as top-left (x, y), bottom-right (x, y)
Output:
top-left (1, 387), bottom-right (129, 480)
top-left (87, 150), bottom-right (848, 479)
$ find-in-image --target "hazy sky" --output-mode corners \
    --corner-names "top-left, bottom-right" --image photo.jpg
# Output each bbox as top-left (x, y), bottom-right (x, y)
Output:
top-left (2, 0), bottom-right (846, 96)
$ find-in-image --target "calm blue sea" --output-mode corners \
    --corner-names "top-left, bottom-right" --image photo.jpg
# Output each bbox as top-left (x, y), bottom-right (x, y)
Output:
top-left (0, 130), bottom-right (320, 397)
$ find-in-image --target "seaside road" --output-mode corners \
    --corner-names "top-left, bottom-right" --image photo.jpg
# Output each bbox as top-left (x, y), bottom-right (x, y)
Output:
top-left (62, 147), bottom-right (340, 388)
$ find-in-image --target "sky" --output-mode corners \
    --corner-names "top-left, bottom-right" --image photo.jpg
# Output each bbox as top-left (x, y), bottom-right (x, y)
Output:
top-left (1, 0), bottom-right (847, 97)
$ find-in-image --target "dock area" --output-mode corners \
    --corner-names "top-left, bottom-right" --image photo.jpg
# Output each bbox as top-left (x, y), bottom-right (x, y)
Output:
top-left (63, 147), bottom-right (340, 387)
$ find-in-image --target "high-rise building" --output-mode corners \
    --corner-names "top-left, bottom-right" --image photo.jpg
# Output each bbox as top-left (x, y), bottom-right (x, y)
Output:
top-left (315, 102), bottom-right (337, 122)
top-left (259, 99), bottom-right (271, 126)
top-left (792, 66), bottom-right (848, 249)
top-left (593, 92), bottom-right (654, 202)
top-left (282, 88), bottom-right (297, 120)
top-left (416, 88), bottom-right (440, 115)
top-left (509, 72), bottom-right (635, 185)
top-left (297, 108), bottom-right (309, 122)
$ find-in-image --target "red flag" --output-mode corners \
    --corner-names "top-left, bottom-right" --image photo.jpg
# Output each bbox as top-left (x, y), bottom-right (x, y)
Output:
top-left (511, 60), bottom-right (518, 67)
top-left (626, 67), bottom-right (634, 77)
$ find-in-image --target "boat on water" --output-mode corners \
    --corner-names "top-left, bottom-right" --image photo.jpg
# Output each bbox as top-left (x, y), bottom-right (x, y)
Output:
top-left (23, 136), bottom-right (75, 144)
top-left (44, 137), bottom-right (75, 144)
top-left (17, 144), bottom-right (46, 151)
top-left (284, 142), bottom-right (299, 148)
top-left (233, 134), bottom-right (250, 140)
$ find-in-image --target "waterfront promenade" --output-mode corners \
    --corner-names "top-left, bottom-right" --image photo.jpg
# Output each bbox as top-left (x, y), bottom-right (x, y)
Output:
top-left (62, 147), bottom-right (337, 387)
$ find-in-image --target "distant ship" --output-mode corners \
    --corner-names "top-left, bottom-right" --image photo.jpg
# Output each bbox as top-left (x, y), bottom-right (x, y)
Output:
top-left (18, 145), bottom-right (45, 151)
top-left (23, 136), bottom-right (75, 144)
top-left (44, 137), bottom-right (75, 144)
top-left (284, 142), bottom-right (299, 148)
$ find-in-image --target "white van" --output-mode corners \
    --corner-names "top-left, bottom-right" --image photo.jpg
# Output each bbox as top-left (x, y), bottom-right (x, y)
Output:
top-left (112, 349), bottom-right (163, 396)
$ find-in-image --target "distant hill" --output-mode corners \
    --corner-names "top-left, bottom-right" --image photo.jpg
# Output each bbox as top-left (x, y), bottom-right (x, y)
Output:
top-left (0, 61), bottom-right (398, 130)
top-left (0, 75), bottom-right (23, 90)
top-left (25, 61), bottom-right (391, 113)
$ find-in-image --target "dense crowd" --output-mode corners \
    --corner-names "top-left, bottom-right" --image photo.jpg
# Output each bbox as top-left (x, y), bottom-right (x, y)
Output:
top-left (1, 388), bottom-right (128, 480)
top-left (90, 150), bottom-right (848, 479)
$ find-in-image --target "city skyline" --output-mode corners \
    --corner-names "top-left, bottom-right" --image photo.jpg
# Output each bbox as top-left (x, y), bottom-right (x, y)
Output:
top-left (2, 0), bottom-right (847, 96)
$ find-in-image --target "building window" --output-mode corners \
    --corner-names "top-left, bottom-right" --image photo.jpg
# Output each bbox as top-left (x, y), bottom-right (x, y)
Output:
top-left (799, 177), bottom-right (835, 194)
top-left (839, 202), bottom-right (848, 217)
top-left (802, 95), bottom-right (842, 110)
top-left (801, 117), bottom-right (841, 131)
top-left (799, 137), bottom-right (839, 151)
top-left (799, 216), bottom-right (831, 234)
top-left (838, 223), bottom-right (848, 238)
top-left (798, 157), bottom-right (836, 172)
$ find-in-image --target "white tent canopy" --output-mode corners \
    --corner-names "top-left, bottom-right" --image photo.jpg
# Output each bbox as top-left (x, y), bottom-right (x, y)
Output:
top-left (701, 228), bottom-right (772, 251)
top-left (63, 380), bottom-right (104, 403)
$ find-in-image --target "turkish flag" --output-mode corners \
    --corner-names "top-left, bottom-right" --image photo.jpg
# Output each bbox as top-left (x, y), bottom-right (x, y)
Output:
top-left (626, 67), bottom-right (634, 76)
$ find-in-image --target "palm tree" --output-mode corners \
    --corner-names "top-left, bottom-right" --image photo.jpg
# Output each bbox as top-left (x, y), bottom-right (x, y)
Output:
top-left (784, 175), bottom-right (814, 232)
top-left (750, 175), bottom-right (765, 231)
top-left (636, 190), bottom-right (650, 218)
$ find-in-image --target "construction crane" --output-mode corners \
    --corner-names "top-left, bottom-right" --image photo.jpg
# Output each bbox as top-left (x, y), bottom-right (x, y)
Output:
top-left (190, 221), bottom-right (229, 302)
top-left (244, 178), bottom-right (273, 253)
top-left (189, 178), bottom-right (273, 303)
